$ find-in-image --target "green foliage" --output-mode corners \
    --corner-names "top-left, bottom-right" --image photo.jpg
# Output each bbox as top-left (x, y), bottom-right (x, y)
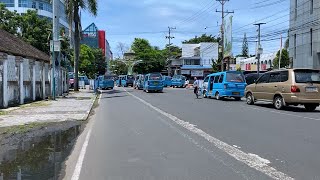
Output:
top-left (131, 38), bottom-right (166, 74)
top-left (211, 59), bottom-right (221, 73)
top-left (19, 10), bottom-right (52, 53)
top-left (79, 44), bottom-right (106, 78)
top-left (273, 49), bottom-right (289, 69)
top-left (0, 4), bottom-right (19, 35)
top-left (241, 33), bottom-right (249, 57)
top-left (162, 44), bottom-right (182, 58)
top-left (110, 60), bottom-right (127, 75)
top-left (182, 34), bottom-right (220, 44)
top-left (0, 5), bottom-right (53, 53)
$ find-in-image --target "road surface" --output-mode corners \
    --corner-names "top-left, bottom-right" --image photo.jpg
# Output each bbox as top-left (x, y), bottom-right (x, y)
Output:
top-left (68, 87), bottom-right (320, 180)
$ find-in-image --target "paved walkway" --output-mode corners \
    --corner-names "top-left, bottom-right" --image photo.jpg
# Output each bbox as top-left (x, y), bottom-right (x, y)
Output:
top-left (0, 90), bottom-right (96, 127)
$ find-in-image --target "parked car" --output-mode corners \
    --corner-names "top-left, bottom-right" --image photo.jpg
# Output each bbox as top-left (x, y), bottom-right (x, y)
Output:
top-left (68, 72), bottom-right (74, 88)
top-left (245, 69), bottom-right (320, 111)
top-left (143, 73), bottom-right (164, 93)
top-left (116, 75), bottom-right (134, 87)
top-left (202, 71), bottom-right (247, 100)
top-left (171, 75), bottom-right (186, 88)
top-left (134, 74), bottom-right (144, 90)
top-left (162, 76), bottom-right (172, 87)
top-left (245, 73), bottom-right (263, 85)
top-left (97, 75), bottom-right (114, 90)
top-left (79, 75), bottom-right (89, 85)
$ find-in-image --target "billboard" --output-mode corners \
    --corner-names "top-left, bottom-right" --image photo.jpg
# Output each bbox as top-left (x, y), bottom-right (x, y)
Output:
top-left (224, 16), bottom-right (233, 57)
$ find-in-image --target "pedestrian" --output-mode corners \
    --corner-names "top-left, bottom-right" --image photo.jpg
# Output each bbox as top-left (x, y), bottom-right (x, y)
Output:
top-left (193, 77), bottom-right (200, 98)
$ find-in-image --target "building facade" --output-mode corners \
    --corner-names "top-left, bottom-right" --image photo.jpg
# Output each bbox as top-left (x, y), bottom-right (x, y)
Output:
top-left (81, 23), bottom-right (113, 73)
top-left (0, 0), bottom-right (69, 30)
top-left (236, 52), bottom-right (276, 71)
top-left (289, 0), bottom-right (320, 68)
top-left (171, 43), bottom-right (218, 78)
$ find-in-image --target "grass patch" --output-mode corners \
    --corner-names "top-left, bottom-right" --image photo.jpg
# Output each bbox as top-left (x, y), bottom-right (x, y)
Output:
top-left (0, 111), bottom-right (8, 116)
top-left (1, 122), bottom-right (50, 134)
top-left (20, 101), bottom-right (51, 108)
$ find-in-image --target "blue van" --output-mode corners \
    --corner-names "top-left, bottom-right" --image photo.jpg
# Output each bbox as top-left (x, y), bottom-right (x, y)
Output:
top-left (162, 76), bottom-right (172, 87)
top-left (143, 73), bottom-right (164, 93)
top-left (202, 71), bottom-right (247, 100)
top-left (134, 74), bottom-right (144, 90)
top-left (171, 75), bottom-right (186, 88)
top-left (97, 75), bottom-right (114, 90)
top-left (116, 75), bottom-right (135, 87)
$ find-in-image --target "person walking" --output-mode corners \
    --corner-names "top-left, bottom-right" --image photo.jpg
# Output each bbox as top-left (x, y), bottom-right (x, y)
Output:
top-left (193, 77), bottom-right (200, 98)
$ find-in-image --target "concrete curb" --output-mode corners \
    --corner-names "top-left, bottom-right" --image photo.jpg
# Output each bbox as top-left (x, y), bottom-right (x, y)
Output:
top-left (83, 93), bottom-right (99, 121)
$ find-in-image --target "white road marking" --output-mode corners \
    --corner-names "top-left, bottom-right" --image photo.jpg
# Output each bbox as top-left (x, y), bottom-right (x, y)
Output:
top-left (71, 94), bottom-right (101, 180)
top-left (125, 89), bottom-right (294, 180)
top-left (71, 127), bottom-right (92, 180)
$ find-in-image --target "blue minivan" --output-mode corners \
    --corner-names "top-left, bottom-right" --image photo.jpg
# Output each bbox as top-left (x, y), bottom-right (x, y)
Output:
top-left (97, 75), bottom-right (114, 90)
top-left (162, 76), bottom-right (172, 87)
top-left (171, 75), bottom-right (186, 88)
top-left (202, 71), bottom-right (247, 100)
top-left (143, 73), bottom-right (164, 93)
top-left (116, 75), bottom-right (135, 87)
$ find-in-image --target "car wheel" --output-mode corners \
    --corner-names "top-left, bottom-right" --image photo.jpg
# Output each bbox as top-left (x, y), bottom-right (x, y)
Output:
top-left (304, 104), bottom-right (318, 112)
top-left (246, 93), bottom-right (254, 105)
top-left (274, 96), bottom-right (285, 110)
top-left (203, 91), bottom-right (207, 98)
top-left (215, 92), bottom-right (221, 100)
top-left (234, 97), bottom-right (241, 101)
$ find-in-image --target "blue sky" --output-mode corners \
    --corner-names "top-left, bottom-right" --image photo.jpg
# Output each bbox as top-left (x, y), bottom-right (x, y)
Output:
top-left (81, 0), bottom-right (290, 58)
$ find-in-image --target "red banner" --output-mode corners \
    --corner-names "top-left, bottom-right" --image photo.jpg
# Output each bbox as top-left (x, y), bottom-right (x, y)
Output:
top-left (98, 30), bottom-right (106, 56)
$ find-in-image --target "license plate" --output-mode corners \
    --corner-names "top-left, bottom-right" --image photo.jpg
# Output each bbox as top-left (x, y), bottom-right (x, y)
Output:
top-left (232, 92), bottom-right (240, 95)
top-left (306, 87), bottom-right (318, 92)
top-left (154, 82), bottom-right (158, 85)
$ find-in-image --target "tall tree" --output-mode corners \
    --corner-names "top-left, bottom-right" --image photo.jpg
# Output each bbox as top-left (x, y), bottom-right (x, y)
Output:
top-left (182, 34), bottom-right (220, 44)
top-left (241, 33), bottom-right (249, 57)
top-left (273, 49), bottom-right (289, 69)
top-left (19, 10), bottom-right (52, 53)
top-left (0, 4), bottom-right (19, 35)
top-left (116, 42), bottom-right (129, 58)
top-left (65, 0), bottom-right (98, 91)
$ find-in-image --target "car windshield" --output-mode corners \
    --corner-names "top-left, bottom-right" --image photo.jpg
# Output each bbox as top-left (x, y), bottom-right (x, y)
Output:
top-left (68, 74), bottom-right (74, 79)
top-left (226, 72), bottom-right (245, 82)
top-left (104, 76), bottom-right (113, 80)
top-left (295, 70), bottom-right (320, 83)
top-left (150, 74), bottom-right (162, 80)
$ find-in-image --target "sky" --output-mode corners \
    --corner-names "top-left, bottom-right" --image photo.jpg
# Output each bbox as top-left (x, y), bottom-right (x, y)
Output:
top-left (81, 0), bottom-right (291, 58)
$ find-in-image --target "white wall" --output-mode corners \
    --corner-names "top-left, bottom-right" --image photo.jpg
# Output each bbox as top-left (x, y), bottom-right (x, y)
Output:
top-left (200, 43), bottom-right (218, 65)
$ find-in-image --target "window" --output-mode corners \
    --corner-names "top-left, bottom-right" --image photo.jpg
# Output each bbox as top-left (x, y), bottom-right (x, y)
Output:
top-left (310, 0), bottom-right (314, 14)
top-left (204, 77), bottom-right (209, 83)
top-left (280, 71), bottom-right (289, 82)
top-left (18, 0), bottom-right (27, 7)
top-left (226, 72), bottom-right (245, 82)
top-left (214, 76), bottom-right (219, 83)
top-left (310, 29), bottom-right (313, 56)
top-left (32, 1), bottom-right (36, 8)
top-left (209, 77), bottom-right (214, 90)
top-left (294, 34), bottom-right (297, 58)
top-left (39, 2), bottom-right (43, 10)
top-left (294, 69), bottom-right (320, 83)
top-left (269, 73), bottom-right (281, 83)
top-left (218, 74), bottom-right (224, 83)
top-left (2, 0), bottom-right (14, 7)
top-left (261, 61), bottom-right (263, 64)
top-left (257, 74), bottom-right (269, 84)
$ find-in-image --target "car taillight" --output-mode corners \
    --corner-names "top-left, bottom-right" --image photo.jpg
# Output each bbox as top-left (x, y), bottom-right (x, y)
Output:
top-left (291, 85), bottom-right (300, 93)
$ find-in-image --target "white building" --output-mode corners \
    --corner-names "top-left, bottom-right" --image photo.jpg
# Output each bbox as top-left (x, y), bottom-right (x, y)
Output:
top-left (0, 0), bottom-right (69, 30)
top-left (177, 42), bottom-right (218, 78)
top-left (289, 0), bottom-right (320, 68)
top-left (236, 52), bottom-right (277, 71)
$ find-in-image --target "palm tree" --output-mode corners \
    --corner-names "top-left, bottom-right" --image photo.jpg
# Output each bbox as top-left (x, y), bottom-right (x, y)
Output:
top-left (65, 0), bottom-right (97, 91)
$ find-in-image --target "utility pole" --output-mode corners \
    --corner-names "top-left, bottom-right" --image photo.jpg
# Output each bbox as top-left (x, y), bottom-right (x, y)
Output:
top-left (51, 0), bottom-right (59, 100)
top-left (216, 0), bottom-right (234, 71)
top-left (254, 22), bottom-right (266, 76)
top-left (166, 27), bottom-right (176, 76)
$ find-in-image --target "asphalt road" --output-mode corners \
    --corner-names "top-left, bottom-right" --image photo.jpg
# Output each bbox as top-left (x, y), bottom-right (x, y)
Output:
top-left (73, 87), bottom-right (320, 180)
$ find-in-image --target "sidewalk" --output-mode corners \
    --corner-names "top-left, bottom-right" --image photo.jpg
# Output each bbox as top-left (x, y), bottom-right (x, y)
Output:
top-left (0, 90), bottom-right (97, 128)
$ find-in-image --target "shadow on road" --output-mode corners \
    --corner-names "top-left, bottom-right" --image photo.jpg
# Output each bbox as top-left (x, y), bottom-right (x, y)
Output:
top-left (254, 103), bottom-right (320, 113)
top-left (99, 89), bottom-right (133, 94)
top-left (101, 95), bottom-right (129, 99)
